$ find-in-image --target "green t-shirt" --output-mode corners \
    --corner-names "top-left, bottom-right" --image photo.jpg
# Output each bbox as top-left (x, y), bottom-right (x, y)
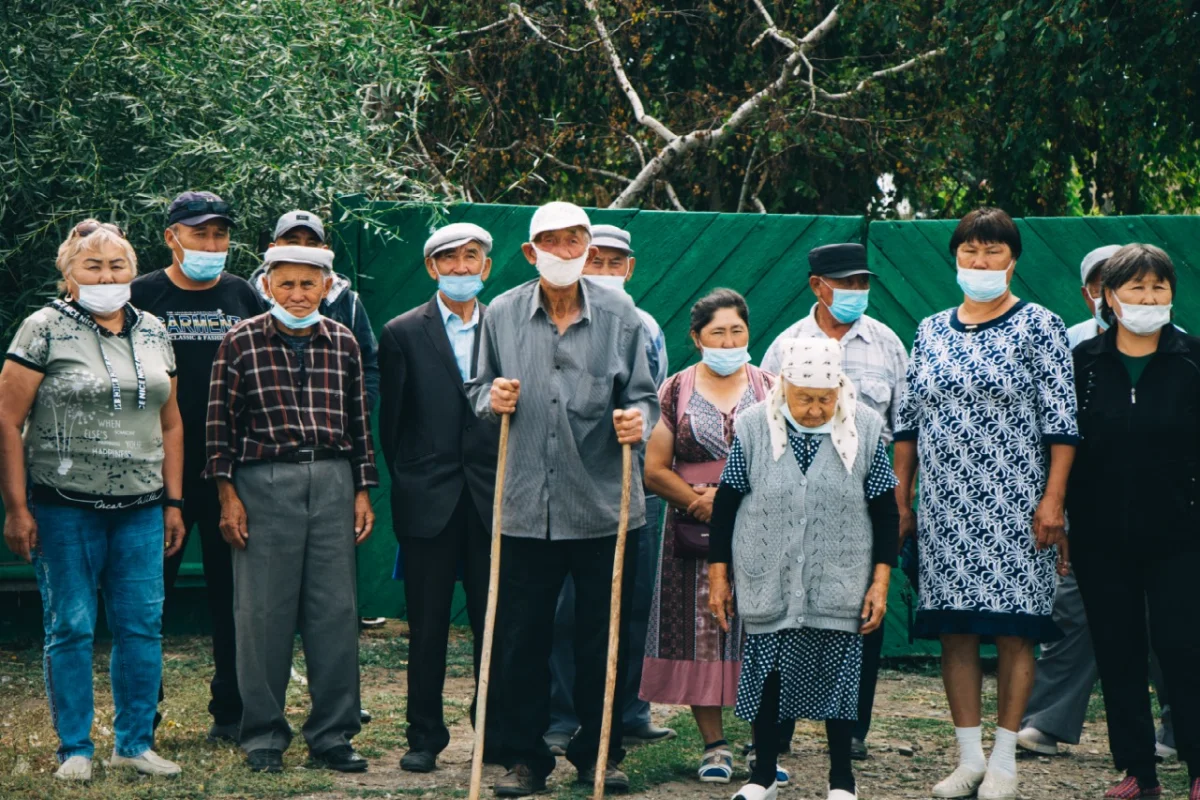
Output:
top-left (1118, 352), bottom-right (1153, 386)
top-left (6, 303), bottom-right (176, 506)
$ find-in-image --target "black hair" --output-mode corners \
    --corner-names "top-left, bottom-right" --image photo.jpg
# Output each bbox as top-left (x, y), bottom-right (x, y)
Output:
top-left (1098, 243), bottom-right (1176, 327)
top-left (690, 288), bottom-right (749, 336)
top-left (948, 207), bottom-right (1022, 260)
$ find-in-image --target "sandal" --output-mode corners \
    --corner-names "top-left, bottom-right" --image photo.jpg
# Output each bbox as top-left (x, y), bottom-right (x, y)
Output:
top-left (699, 748), bottom-right (734, 784)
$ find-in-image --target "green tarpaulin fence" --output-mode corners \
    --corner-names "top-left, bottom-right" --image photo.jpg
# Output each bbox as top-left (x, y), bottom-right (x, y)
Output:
top-left (5, 200), bottom-right (1200, 655)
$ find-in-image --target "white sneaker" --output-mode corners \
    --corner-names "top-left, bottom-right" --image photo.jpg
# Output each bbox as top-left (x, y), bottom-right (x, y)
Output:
top-left (54, 756), bottom-right (92, 781)
top-left (977, 768), bottom-right (1018, 800)
top-left (1016, 726), bottom-right (1060, 755)
top-left (108, 748), bottom-right (181, 777)
top-left (1156, 741), bottom-right (1178, 761)
top-left (932, 765), bottom-right (986, 798)
top-left (732, 781), bottom-right (778, 800)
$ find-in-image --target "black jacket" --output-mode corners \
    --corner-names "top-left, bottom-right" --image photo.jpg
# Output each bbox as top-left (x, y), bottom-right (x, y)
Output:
top-left (1068, 323), bottom-right (1200, 556)
top-left (378, 296), bottom-right (499, 539)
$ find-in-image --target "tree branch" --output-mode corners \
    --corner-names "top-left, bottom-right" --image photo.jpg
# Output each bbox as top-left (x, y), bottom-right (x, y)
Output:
top-left (662, 180), bottom-right (686, 211)
top-left (582, 0), bottom-right (677, 143)
top-left (737, 141), bottom-right (760, 213)
top-left (817, 48), bottom-right (943, 101)
top-left (536, 150), bottom-right (632, 183)
top-left (428, 13), bottom-right (516, 47)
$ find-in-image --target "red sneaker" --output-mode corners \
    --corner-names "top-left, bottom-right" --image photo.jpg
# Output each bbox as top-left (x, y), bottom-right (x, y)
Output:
top-left (1105, 776), bottom-right (1161, 799)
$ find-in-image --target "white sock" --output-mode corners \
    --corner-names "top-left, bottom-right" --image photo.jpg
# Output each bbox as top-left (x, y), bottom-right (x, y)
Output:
top-left (988, 727), bottom-right (1018, 777)
top-left (955, 726), bottom-right (986, 772)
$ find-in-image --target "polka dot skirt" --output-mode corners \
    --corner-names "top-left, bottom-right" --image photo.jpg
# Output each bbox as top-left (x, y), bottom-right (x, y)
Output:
top-left (735, 627), bottom-right (863, 723)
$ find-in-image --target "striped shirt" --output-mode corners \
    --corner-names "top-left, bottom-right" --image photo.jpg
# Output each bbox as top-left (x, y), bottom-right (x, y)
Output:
top-left (760, 306), bottom-right (908, 444)
top-left (466, 279), bottom-right (660, 540)
top-left (203, 313), bottom-right (378, 490)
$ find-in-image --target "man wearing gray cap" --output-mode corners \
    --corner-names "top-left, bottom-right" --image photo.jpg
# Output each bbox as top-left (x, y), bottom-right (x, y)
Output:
top-left (249, 210), bottom-right (380, 408)
top-left (205, 245), bottom-right (378, 775)
top-left (1017, 244), bottom-right (1177, 760)
top-left (377, 223), bottom-right (501, 774)
top-left (760, 243), bottom-right (907, 760)
top-left (467, 201), bottom-right (659, 796)
top-left (545, 223), bottom-right (675, 756)
top-left (131, 190), bottom-right (264, 743)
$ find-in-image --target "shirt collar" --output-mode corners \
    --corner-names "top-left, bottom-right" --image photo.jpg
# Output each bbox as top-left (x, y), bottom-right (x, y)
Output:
top-left (801, 303), bottom-right (873, 344)
top-left (528, 279), bottom-right (591, 323)
top-left (436, 292), bottom-right (479, 328)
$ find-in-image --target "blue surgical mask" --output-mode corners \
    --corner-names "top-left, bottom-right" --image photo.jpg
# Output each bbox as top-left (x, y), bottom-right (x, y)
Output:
top-left (821, 281), bottom-right (869, 323)
top-left (439, 274), bottom-right (484, 302)
top-left (178, 247), bottom-right (228, 281)
top-left (270, 302), bottom-right (321, 331)
top-left (585, 275), bottom-right (628, 294)
top-left (1090, 292), bottom-right (1109, 331)
top-left (701, 346), bottom-right (750, 376)
top-left (781, 402), bottom-right (832, 434)
top-left (956, 265), bottom-right (1011, 302)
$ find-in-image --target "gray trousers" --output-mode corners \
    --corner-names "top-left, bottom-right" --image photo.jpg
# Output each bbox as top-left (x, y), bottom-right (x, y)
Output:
top-left (233, 460), bottom-right (361, 754)
top-left (548, 497), bottom-right (661, 736)
top-left (1024, 568), bottom-right (1174, 747)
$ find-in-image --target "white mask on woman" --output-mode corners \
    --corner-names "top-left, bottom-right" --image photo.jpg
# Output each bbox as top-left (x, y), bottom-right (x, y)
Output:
top-left (1115, 297), bottom-right (1172, 336)
top-left (74, 282), bottom-right (131, 315)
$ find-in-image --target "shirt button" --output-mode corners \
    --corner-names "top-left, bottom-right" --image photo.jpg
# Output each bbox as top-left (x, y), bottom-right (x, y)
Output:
top-left (794, 590), bottom-right (802, 597)
top-left (797, 556), bottom-right (804, 564)
top-left (796, 617), bottom-right (805, 624)
top-left (800, 518), bottom-right (806, 525)
top-left (552, 399), bottom-right (558, 404)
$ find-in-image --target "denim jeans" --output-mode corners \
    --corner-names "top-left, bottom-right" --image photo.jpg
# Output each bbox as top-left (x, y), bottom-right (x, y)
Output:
top-left (32, 502), bottom-right (164, 762)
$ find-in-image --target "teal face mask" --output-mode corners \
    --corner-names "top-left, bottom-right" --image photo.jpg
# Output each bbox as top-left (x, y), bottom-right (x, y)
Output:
top-left (269, 302), bottom-right (321, 330)
top-left (439, 274), bottom-right (484, 302)
top-left (781, 402), bottom-right (833, 434)
top-left (821, 281), bottom-right (869, 323)
top-left (178, 248), bottom-right (228, 281)
top-left (701, 346), bottom-right (751, 376)
top-left (956, 265), bottom-right (1010, 302)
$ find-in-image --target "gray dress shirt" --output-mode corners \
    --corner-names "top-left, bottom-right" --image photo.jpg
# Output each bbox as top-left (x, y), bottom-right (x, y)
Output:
top-left (467, 278), bottom-right (660, 540)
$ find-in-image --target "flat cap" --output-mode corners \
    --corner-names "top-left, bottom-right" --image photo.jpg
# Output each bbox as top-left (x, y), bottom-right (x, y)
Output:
top-left (530, 201), bottom-right (591, 241)
top-left (263, 245), bottom-right (334, 271)
top-left (591, 224), bottom-right (633, 253)
top-left (808, 243), bottom-right (873, 278)
top-left (274, 210), bottom-right (326, 242)
top-left (1080, 244), bottom-right (1121, 286)
top-left (424, 222), bottom-right (494, 258)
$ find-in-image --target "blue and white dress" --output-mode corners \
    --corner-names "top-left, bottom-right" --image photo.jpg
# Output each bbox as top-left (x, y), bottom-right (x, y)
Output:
top-left (895, 301), bottom-right (1078, 641)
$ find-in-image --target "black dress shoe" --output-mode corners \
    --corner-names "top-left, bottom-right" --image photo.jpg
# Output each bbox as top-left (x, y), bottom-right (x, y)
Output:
top-left (849, 737), bottom-right (869, 760)
top-left (247, 748), bottom-right (284, 773)
top-left (400, 749), bottom-right (437, 773)
top-left (308, 745), bottom-right (368, 773)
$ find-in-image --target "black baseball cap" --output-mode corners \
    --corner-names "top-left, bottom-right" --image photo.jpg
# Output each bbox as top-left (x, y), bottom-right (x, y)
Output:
top-left (167, 191), bottom-right (235, 228)
top-left (808, 243), bottom-right (874, 279)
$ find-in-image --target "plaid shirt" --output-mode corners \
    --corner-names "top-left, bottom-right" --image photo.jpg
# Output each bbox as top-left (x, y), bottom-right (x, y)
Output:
top-left (203, 313), bottom-right (378, 490)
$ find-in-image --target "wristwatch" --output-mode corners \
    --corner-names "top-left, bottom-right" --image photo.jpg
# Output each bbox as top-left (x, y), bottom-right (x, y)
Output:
top-left (164, 498), bottom-right (185, 510)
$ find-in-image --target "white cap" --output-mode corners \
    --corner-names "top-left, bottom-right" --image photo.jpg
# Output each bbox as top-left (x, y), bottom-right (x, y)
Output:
top-left (591, 224), bottom-right (633, 253)
top-left (424, 222), bottom-right (494, 258)
top-left (264, 245), bottom-right (334, 272)
top-left (529, 201), bottom-right (591, 241)
top-left (1081, 245), bottom-right (1121, 285)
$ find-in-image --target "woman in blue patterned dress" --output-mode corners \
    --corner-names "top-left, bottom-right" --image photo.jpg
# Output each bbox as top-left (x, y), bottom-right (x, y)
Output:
top-left (894, 208), bottom-right (1078, 800)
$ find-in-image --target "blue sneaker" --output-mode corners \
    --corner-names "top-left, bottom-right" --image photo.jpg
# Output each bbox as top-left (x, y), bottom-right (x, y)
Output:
top-left (744, 747), bottom-right (789, 786)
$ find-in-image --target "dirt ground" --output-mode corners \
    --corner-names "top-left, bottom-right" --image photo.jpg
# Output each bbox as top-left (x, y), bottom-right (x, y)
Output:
top-left (0, 623), bottom-right (1187, 800)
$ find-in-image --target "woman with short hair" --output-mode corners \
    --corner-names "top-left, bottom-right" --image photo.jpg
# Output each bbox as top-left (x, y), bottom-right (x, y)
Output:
top-left (641, 288), bottom-right (775, 784)
top-left (706, 336), bottom-right (897, 800)
top-left (894, 207), bottom-right (1078, 800)
top-left (1069, 244), bottom-right (1200, 800)
top-left (0, 220), bottom-right (186, 781)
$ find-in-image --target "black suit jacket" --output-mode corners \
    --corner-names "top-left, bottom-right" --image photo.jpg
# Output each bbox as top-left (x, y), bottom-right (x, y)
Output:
top-left (379, 296), bottom-right (500, 539)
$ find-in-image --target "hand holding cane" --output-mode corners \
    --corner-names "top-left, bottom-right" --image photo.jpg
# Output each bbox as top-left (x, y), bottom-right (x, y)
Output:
top-left (593, 440), bottom-right (633, 800)
top-left (468, 411), bottom-right (510, 800)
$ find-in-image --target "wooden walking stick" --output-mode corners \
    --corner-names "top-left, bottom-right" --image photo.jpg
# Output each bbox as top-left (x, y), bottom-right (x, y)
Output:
top-left (468, 413), bottom-right (510, 800)
top-left (593, 442), bottom-right (633, 800)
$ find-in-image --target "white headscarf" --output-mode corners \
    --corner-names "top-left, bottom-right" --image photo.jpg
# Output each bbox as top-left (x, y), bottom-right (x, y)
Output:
top-left (767, 337), bottom-right (859, 472)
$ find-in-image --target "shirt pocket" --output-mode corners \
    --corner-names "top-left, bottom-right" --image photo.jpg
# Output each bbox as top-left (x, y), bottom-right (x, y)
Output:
top-left (567, 373), bottom-right (613, 420)
top-left (858, 374), bottom-right (892, 413)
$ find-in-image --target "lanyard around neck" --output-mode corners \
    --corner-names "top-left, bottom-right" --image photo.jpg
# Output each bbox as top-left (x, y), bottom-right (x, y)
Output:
top-left (51, 300), bottom-right (146, 411)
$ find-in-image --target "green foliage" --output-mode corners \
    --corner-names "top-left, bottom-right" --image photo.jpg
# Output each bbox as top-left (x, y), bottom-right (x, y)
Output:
top-left (0, 0), bottom-right (435, 337)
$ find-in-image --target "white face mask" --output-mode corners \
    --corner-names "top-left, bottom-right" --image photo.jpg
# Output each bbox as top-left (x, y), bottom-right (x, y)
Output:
top-left (74, 282), bottom-right (131, 315)
top-left (1115, 297), bottom-right (1172, 336)
top-left (534, 245), bottom-right (588, 287)
top-left (584, 274), bottom-right (628, 294)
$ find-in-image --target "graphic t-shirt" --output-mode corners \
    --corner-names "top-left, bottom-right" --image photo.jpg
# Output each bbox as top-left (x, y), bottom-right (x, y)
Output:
top-left (130, 269), bottom-right (264, 480)
top-left (6, 303), bottom-right (177, 507)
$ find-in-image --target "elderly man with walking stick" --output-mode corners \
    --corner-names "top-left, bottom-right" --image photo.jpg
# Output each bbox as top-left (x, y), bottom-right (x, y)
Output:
top-left (466, 202), bottom-right (660, 797)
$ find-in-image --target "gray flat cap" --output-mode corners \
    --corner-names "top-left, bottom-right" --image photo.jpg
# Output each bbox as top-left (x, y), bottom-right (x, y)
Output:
top-left (424, 222), bottom-right (494, 258)
top-left (592, 224), bottom-right (633, 254)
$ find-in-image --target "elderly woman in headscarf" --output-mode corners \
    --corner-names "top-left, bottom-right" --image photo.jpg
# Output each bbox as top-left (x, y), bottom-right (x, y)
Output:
top-left (707, 337), bottom-right (899, 800)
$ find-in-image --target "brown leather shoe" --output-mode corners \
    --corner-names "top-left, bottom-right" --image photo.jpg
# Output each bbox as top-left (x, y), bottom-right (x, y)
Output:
top-left (577, 761), bottom-right (631, 793)
top-left (495, 764), bottom-right (547, 796)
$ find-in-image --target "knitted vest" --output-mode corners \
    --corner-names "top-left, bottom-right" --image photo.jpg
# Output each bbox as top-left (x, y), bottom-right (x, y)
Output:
top-left (731, 401), bottom-right (883, 635)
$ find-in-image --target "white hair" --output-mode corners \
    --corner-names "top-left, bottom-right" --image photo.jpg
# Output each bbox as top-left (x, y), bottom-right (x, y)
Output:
top-left (55, 220), bottom-right (137, 293)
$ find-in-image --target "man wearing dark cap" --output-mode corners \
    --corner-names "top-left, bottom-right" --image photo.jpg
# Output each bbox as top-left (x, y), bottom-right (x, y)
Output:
top-left (760, 242), bottom-right (908, 759)
top-left (249, 211), bottom-right (380, 408)
top-left (130, 191), bottom-right (265, 743)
